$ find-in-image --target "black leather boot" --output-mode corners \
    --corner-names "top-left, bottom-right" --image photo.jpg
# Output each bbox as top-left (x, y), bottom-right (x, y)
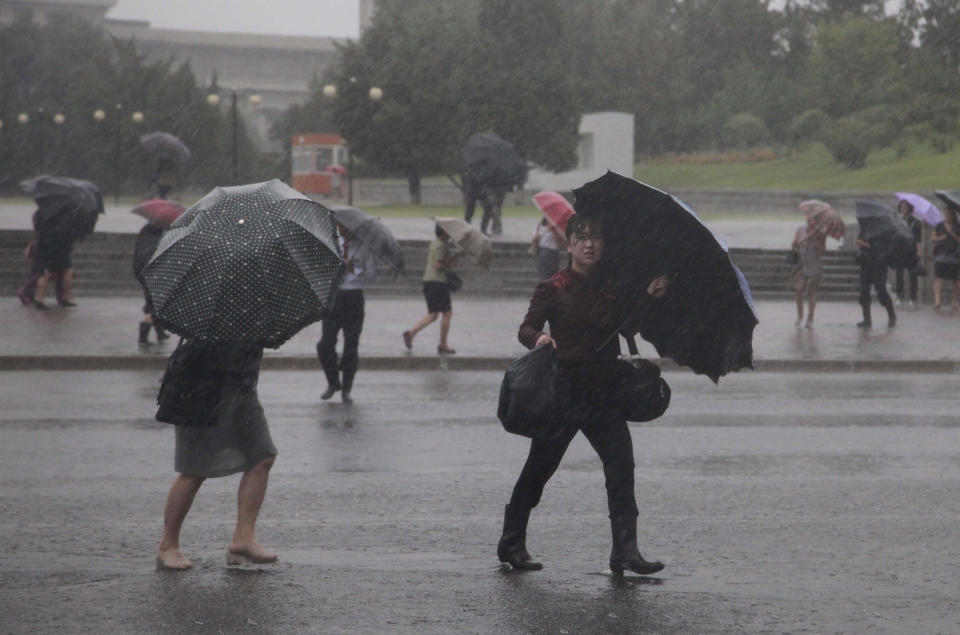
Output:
top-left (857, 304), bottom-right (872, 329)
top-left (154, 324), bottom-right (170, 341)
top-left (138, 322), bottom-right (152, 345)
top-left (884, 301), bottom-right (897, 327)
top-left (341, 370), bottom-right (355, 404)
top-left (497, 505), bottom-right (542, 570)
top-left (609, 514), bottom-right (664, 576)
top-left (321, 366), bottom-right (341, 400)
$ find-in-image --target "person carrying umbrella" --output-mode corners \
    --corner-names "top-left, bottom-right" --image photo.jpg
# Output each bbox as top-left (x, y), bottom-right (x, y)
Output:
top-left (931, 207), bottom-right (960, 310)
top-left (855, 201), bottom-right (906, 329)
top-left (146, 180), bottom-right (344, 570)
top-left (531, 192), bottom-right (573, 280)
top-left (402, 224), bottom-right (462, 354)
top-left (497, 211), bottom-right (669, 575)
top-left (131, 199), bottom-right (185, 345)
top-left (317, 221), bottom-right (378, 403)
top-left (893, 197), bottom-right (925, 309)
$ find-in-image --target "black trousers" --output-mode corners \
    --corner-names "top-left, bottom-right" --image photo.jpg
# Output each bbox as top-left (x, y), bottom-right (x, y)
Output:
top-left (508, 379), bottom-right (639, 518)
top-left (859, 262), bottom-right (893, 309)
top-left (316, 290), bottom-right (365, 390)
top-left (894, 266), bottom-right (917, 302)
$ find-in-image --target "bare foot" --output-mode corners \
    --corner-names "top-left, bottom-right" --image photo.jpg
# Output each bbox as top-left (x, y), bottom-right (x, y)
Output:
top-left (156, 545), bottom-right (192, 570)
top-left (805, 320), bottom-right (813, 329)
top-left (227, 541), bottom-right (278, 565)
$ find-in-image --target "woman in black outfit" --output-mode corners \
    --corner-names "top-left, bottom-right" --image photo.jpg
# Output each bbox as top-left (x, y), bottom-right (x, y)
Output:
top-left (154, 341), bottom-right (279, 570)
top-left (498, 213), bottom-right (667, 575)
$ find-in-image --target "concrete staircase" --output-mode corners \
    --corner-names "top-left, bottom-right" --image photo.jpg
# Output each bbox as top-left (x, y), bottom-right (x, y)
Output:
top-left (1, 230), bottom-right (862, 300)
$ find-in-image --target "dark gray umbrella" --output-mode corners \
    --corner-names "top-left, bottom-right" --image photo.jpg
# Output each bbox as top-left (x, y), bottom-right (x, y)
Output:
top-left (329, 204), bottom-right (404, 273)
top-left (140, 131), bottom-right (191, 163)
top-left (20, 175), bottom-right (103, 238)
top-left (142, 179), bottom-right (345, 348)
top-left (464, 132), bottom-right (526, 187)
top-left (934, 190), bottom-right (960, 216)
top-left (855, 200), bottom-right (917, 268)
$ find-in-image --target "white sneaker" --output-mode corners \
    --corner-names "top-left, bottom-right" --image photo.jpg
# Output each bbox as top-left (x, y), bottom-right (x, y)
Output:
top-left (894, 298), bottom-right (903, 307)
top-left (908, 301), bottom-right (916, 310)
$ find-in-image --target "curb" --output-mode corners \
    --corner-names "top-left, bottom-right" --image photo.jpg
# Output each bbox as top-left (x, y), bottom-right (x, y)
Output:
top-left (1, 355), bottom-right (958, 373)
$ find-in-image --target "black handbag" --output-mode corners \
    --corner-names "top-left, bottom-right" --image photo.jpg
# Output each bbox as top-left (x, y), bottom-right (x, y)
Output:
top-left (786, 249), bottom-right (800, 265)
top-left (446, 270), bottom-right (463, 292)
top-left (155, 339), bottom-right (223, 427)
top-left (615, 335), bottom-right (671, 422)
top-left (497, 344), bottom-right (565, 440)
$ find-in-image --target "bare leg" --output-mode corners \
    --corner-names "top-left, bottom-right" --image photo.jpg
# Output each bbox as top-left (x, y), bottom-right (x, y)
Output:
top-left (806, 290), bottom-right (817, 327)
top-left (157, 474), bottom-right (204, 569)
top-left (228, 456), bottom-right (276, 561)
top-left (410, 312), bottom-right (438, 336)
top-left (60, 268), bottom-right (75, 303)
top-left (34, 270), bottom-right (51, 304)
top-left (439, 310), bottom-right (453, 347)
top-left (933, 278), bottom-right (943, 308)
top-left (795, 291), bottom-right (804, 325)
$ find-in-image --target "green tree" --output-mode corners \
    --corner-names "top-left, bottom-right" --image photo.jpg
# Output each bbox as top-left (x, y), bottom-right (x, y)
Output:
top-left (327, 0), bottom-right (473, 203)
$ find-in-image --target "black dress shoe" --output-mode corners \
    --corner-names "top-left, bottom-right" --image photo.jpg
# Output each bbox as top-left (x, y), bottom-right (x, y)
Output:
top-left (341, 390), bottom-right (353, 404)
top-left (321, 384), bottom-right (341, 400)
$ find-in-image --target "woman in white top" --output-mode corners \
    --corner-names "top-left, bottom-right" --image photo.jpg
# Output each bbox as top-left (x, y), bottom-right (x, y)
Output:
top-left (531, 218), bottom-right (567, 280)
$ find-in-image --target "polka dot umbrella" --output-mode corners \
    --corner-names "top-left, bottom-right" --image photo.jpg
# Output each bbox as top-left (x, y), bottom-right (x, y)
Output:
top-left (142, 179), bottom-right (345, 348)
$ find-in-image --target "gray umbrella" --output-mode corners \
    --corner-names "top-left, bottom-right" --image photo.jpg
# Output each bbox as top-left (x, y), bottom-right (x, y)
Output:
top-left (142, 179), bottom-right (345, 348)
top-left (140, 131), bottom-right (191, 163)
top-left (329, 204), bottom-right (405, 273)
top-left (20, 175), bottom-right (103, 239)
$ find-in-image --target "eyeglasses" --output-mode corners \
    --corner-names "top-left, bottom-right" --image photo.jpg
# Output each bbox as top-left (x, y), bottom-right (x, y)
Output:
top-left (573, 233), bottom-right (603, 243)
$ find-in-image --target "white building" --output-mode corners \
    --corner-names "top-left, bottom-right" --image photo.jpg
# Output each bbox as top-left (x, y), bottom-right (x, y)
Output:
top-left (526, 112), bottom-right (635, 192)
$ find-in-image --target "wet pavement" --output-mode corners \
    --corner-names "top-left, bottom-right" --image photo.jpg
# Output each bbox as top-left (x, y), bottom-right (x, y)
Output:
top-left (3, 295), bottom-right (960, 370)
top-left (1, 369), bottom-right (958, 633)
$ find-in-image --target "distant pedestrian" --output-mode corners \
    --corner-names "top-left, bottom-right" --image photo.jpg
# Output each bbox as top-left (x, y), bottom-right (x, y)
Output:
top-left (133, 221), bottom-right (170, 345)
top-left (791, 219), bottom-right (825, 328)
top-left (931, 209), bottom-right (960, 310)
top-left (894, 200), bottom-right (923, 309)
top-left (497, 213), bottom-right (666, 576)
top-left (402, 225), bottom-right (461, 354)
top-left (151, 157), bottom-right (176, 199)
top-left (29, 201), bottom-right (78, 309)
top-left (154, 340), bottom-right (278, 570)
top-left (317, 223), bottom-right (377, 404)
top-left (531, 218), bottom-right (566, 280)
top-left (856, 229), bottom-right (896, 329)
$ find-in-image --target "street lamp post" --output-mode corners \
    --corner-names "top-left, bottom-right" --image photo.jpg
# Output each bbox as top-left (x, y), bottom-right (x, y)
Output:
top-left (208, 89), bottom-right (261, 185)
top-left (322, 83), bottom-right (383, 205)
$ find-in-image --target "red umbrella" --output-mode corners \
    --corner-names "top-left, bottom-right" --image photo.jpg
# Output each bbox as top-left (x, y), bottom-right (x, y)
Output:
top-left (532, 191), bottom-right (575, 233)
top-left (131, 199), bottom-right (185, 227)
top-left (325, 164), bottom-right (348, 175)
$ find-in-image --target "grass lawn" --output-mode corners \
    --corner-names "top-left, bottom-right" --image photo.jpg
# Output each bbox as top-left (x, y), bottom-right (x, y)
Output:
top-left (634, 142), bottom-right (960, 192)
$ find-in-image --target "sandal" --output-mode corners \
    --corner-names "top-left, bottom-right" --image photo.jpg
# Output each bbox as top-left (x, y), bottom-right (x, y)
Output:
top-left (437, 345), bottom-right (456, 355)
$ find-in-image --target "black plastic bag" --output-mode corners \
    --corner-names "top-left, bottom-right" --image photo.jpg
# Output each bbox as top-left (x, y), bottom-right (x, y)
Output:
top-left (613, 358), bottom-right (671, 422)
top-left (446, 270), bottom-right (463, 292)
top-left (156, 339), bottom-right (223, 427)
top-left (497, 344), bottom-right (564, 439)
top-left (786, 249), bottom-right (799, 265)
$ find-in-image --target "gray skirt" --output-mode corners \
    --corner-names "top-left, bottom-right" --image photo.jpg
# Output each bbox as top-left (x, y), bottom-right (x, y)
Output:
top-left (174, 390), bottom-right (277, 478)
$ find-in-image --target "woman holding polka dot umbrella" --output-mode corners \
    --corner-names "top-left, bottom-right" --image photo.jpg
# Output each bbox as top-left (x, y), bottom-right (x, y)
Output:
top-left (143, 179), bottom-right (345, 570)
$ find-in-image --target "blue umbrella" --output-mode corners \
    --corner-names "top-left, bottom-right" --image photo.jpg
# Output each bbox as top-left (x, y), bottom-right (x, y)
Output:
top-left (572, 171), bottom-right (757, 382)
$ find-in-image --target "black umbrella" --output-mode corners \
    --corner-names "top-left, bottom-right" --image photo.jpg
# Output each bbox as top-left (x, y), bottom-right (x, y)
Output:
top-left (464, 132), bottom-right (526, 187)
top-left (572, 171), bottom-right (757, 382)
top-left (140, 131), bottom-right (191, 163)
top-left (142, 179), bottom-right (345, 348)
top-left (934, 190), bottom-right (960, 216)
top-left (329, 204), bottom-right (405, 273)
top-left (20, 175), bottom-right (103, 239)
top-left (855, 200), bottom-right (917, 268)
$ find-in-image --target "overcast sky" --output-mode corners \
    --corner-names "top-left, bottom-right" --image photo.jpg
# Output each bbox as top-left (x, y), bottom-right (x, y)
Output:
top-left (107, 0), bottom-right (361, 38)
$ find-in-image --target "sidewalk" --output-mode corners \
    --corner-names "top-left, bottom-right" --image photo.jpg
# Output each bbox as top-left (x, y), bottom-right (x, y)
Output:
top-left (0, 199), bottom-right (815, 250)
top-left (3, 295), bottom-right (958, 372)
